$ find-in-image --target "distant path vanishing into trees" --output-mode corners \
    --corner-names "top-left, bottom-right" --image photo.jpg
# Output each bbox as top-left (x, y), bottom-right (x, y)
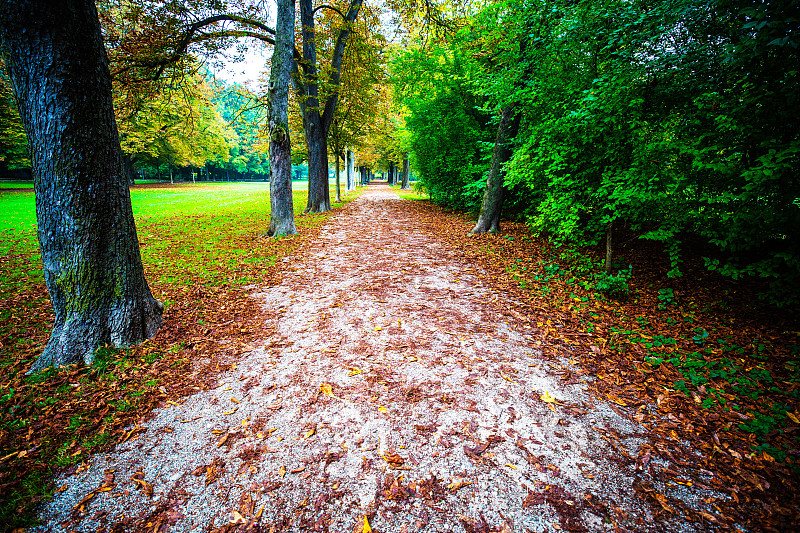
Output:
top-left (36, 183), bottom-right (724, 532)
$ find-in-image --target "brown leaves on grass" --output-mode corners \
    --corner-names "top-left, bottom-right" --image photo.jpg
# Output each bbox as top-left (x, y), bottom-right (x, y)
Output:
top-left (0, 192), bottom-right (336, 527)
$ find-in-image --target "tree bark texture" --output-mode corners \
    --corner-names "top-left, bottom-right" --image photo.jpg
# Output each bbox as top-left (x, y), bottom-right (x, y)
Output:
top-left (346, 149), bottom-right (353, 191)
top-left (268, 0), bottom-right (297, 236)
top-left (604, 221), bottom-right (614, 273)
top-left (295, 0), bottom-right (361, 213)
top-left (0, 0), bottom-right (163, 371)
top-left (470, 104), bottom-right (522, 235)
top-left (335, 151), bottom-right (342, 203)
top-left (401, 156), bottom-right (410, 189)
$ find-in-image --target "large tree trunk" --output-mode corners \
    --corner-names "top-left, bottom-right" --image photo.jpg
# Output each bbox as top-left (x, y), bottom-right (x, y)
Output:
top-left (401, 156), bottom-right (410, 189)
top-left (267, 0), bottom-right (297, 237)
top-left (470, 104), bottom-right (522, 235)
top-left (0, 0), bottom-right (163, 372)
top-left (304, 123), bottom-right (331, 212)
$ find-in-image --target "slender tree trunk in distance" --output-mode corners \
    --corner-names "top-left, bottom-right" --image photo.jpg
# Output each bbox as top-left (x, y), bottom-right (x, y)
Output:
top-left (0, 0), bottom-right (162, 372)
top-left (604, 221), bottom-right (614, 273)
top-left (346, 149), bottom-right (353, 191)
top-left (335, 151), bottom-right (342, 203)
top-left (401, 156), bottom-right (410, 189)
top-left (469, 104), bottom-right (522, 235)
top-left (268, 0), bottom-right (297, 236)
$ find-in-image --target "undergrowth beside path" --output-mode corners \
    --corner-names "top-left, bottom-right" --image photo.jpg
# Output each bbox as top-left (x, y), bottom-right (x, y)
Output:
top-left (407, 200), bottom-right (799, 531)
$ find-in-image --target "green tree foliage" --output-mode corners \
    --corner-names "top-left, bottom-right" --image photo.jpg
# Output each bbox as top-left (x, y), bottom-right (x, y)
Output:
top-left (402, 0), bottom-right (800, 305)
top-left (393, 43), bottom-right (492, 210)
top-left (0, 62), bottom-right (29, 170)
top-left (117, 68), bottom-right (236, 174)
top-left (213, 81), bottom-right (270, 179)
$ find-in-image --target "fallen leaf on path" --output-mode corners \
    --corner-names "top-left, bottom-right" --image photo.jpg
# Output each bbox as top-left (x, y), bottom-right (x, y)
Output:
top-left (500, 371), bottom-right (517, 383)
top-left (230, 510), bottom-right (246, 524)
top-left (382, 452), bottom-right (405, 465)
top-left (447, 479), bottom-right (473, 491)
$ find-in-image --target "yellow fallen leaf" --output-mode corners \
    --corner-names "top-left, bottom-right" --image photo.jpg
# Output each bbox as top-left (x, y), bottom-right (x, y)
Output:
top-left (231, 398), bottom-right (240, 404)
top-left (303, 428), bottom-right (315, 439)
top-left (500, 371), bottom-right (517, 383)
top-left (787, 411), bottom-right (800, 424)
top-left (223, 407), bottom-right (238, 415)
top-left (256, 432), bottom-right (265, 440)
top-left (279, 465), bottom-right (286, 478)
top-left (540, 391), bottom-right (561, 404)
top-left (362, 515), bottom-right (372, 533)
top-left (375, 326), bottom-right (382, 331)
top-left (222, 387), bottom-right (232, 391)
top-left (320, 383), bottom-right (334, 396)
top-left (348, 367), bottom-right (363, 376)
top-left (230, 510), bottom-right (246, 524)
top-left (505, 463), bottom-right (518, 470)
top-left (606, 394), bottom-right (627, 406)
top-left (167, 400), bottom-right (180, 406)
top-left (378, 406), bottom-right (388, 413)
top-left (407, 356), bottom-right (419, 362)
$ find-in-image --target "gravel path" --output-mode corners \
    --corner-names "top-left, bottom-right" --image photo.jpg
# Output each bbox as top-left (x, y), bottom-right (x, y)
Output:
top-left (35, 184), bottom-right (726, 532)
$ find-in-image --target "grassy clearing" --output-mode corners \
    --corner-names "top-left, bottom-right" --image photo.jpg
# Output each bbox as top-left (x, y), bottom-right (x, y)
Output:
top-left (0, 181), bottom-right (359, 530)
top-left (0, 181), bottom-right (34, 189)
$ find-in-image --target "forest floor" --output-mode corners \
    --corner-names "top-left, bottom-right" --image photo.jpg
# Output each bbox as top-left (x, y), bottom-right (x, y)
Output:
top-left (27, 183), bottom-right (799, 532)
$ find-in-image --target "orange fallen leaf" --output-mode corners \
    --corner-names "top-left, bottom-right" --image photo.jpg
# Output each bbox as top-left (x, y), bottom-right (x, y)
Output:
top-left (446, 479), bottom-right (473, 491)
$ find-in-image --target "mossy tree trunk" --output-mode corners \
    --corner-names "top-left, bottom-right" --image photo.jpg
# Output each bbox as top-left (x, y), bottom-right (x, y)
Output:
top-left (0, 0), bottom-right (163, 372)
top-left (470, 104), bottom-right (521, 235)
top-left (268, 0), bottom-right (297, 236)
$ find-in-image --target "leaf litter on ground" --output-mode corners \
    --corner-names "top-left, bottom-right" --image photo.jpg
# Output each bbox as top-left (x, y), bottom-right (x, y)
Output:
top-left (1, 182), bottom-right (797, 532)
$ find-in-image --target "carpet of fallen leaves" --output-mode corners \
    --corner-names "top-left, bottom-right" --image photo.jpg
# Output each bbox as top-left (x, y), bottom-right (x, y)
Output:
top-left (0, 185), bottom-right (337, 531)
top-left (421, 202), bottom-right (800, 532)
top-left (2, 182), bottom-right (798, 533)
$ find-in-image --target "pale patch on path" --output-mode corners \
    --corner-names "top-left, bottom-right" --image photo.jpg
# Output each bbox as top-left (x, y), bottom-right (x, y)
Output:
top-left (36, 184), bottom-right (725, 532)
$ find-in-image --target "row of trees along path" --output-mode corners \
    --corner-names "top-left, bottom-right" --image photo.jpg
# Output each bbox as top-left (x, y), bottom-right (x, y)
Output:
top-left (37, 184), bottom-right (728, 533)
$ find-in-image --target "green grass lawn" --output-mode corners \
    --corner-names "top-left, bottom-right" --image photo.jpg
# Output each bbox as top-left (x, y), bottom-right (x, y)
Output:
top-left (0, 181), bottom-right (34, 189)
